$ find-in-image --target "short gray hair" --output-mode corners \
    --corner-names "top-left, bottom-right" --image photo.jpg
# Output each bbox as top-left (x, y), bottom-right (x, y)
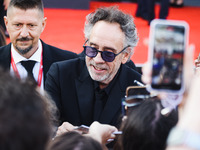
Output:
top-left (84, 6), bottom-right (139, 57)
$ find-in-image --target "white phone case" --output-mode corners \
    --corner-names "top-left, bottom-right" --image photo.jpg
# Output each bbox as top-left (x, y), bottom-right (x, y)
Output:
top-left (148, 19), bottom-right (189, 93)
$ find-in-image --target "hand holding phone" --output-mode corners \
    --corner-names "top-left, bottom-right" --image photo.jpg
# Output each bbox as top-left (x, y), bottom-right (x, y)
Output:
top-left (74, 125), bottom-right (89, 134)
top-left (74, 125), bottom-right (122, 135)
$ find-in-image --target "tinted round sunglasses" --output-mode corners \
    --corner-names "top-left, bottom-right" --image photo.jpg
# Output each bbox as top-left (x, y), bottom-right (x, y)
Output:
top-left (83, 40), bottom-right (130, 62)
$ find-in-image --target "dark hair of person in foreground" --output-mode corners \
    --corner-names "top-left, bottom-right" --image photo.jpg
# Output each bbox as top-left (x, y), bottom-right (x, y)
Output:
top-left (115, 98), bottom-right (178, 150)
top-left (0, 69), bottom-right (53, 150)
top-left (47, 131), bottom-right (103, 150)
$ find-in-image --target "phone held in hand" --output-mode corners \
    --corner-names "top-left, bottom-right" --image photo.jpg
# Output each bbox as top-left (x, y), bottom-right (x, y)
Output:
top-left (74, 125), bottom-right (89, 134)
top-left (74, 125), bottom-right (123, 135)
top-left (126, 86), bottom-right (150, 97)
top-left (148, 19), bottom-right (189, 93)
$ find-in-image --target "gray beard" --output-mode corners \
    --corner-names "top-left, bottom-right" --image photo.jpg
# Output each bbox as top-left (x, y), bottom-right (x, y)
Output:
top-left (16, 45), bottom-right (33, 55)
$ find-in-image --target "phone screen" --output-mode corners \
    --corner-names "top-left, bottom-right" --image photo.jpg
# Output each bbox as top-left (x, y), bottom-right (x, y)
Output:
top-left (126, 86), bottom-right (150, 97)
top-left (149, 20), bottom-right (188, 91)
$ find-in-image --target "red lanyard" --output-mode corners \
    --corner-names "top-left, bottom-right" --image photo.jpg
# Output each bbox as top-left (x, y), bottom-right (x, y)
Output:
top-left (11, 49), bottom-right (43, 87)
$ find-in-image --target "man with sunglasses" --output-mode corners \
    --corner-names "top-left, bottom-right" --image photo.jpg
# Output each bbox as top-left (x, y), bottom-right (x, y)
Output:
top-left (78, 43), bottom-right (138, 71)
top-left (45, 6), bottom-right (142, 133)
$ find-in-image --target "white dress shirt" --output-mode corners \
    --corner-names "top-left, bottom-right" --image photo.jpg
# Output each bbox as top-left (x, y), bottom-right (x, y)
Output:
top-left (10, 40), bottom-right (44, 91)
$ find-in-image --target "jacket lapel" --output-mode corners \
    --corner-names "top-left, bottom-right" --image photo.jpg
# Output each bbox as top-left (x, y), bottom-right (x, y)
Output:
top-left (41, 41), bottom-right (52, 84)
top-left (75, 65), bottom-right (94, 125)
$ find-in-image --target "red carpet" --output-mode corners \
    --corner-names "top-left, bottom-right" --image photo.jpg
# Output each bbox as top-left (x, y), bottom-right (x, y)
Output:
top-left (7, 2), bottom-right (200, 65)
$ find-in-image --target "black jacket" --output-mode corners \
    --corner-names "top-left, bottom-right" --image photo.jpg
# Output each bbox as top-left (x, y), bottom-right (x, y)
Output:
top-left (45, 57), bottom-right (142, 127)
top-left (0, 40), bottom-right (78, 85)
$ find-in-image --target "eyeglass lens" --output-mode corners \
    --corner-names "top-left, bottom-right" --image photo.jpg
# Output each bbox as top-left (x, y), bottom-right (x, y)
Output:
top-left (84, 46), bottom-right (115, 62)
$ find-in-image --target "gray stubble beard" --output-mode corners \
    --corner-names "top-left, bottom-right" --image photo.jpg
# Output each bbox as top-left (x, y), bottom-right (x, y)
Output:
top-left (15, 45), bottom-right (33, 55)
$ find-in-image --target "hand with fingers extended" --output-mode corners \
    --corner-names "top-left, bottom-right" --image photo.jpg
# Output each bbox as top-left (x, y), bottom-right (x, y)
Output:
top-left (88, 121), bottom-right (118, 145)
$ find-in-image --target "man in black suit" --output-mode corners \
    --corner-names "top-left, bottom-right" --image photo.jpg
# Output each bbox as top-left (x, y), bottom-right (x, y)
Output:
top-left (45, 6), bottom-right (142, 134)
top-left (0, 0), bottom-right (77, 90)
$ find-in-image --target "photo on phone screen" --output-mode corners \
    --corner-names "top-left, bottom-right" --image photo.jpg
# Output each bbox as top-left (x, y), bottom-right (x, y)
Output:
top-left (149, 19), bottom-right (189, 92)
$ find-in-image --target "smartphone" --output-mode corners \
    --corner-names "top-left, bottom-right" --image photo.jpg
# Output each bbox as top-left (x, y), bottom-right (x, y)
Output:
top-left (74, 125), bottom-right (89, 134)
top-left (148, 19), bottom-right (189, 93)
top-left (122, 86), bottom-right (151, 116)
top-left (126, 86), bottom-right (150, 97)
top-left (74, 125), bottom-right (122, 136)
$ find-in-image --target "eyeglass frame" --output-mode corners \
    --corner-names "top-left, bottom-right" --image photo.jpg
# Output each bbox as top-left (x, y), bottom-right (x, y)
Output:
top-left (83, 40), bottom-right (130, 62)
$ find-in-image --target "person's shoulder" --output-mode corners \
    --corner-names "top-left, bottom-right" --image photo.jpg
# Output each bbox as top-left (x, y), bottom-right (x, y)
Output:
top-left (48, 57), bottom-right (85, 78)
top-left (55, 57), bottom-right (85, 70)
top-left (44, 43), bottom-right (74, 54)
top-left (0, 44), bottom-right (11, 57)
top-left (125, 60), bottom-right (137, 70)
top-left (0, 44), bottom-right (10, 51)
top-left (122, 63), bottom-right (141, 76)
top-left (121, 64), bottom-right (142, 82)
top-left (42, 41), bottom-right (78, 58)
top-left (118, 64), bottom-right (142, 88)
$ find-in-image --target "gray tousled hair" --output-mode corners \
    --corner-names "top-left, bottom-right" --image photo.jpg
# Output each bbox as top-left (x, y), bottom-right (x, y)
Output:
top-left (84, 6), bottom-right (139, 58)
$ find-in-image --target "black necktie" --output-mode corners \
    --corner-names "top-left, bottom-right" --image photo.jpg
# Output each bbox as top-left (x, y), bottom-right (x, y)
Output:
top-left (21, 60), bottom-right (36, 80)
